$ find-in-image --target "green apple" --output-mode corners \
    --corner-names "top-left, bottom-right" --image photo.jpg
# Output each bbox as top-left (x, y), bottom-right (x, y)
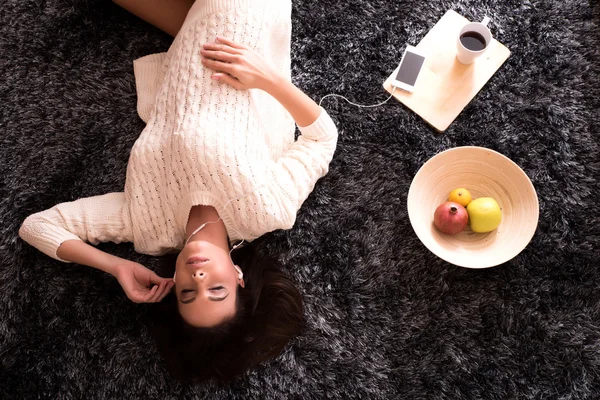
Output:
top-left (467, 197), bottom-right (502, 233)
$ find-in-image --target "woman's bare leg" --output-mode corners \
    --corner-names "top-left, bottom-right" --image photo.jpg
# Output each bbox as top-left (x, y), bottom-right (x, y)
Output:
top-left (112, 0), bottom-right (195, 37)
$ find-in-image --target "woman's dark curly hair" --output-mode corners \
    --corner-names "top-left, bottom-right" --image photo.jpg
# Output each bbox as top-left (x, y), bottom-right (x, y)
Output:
top-left (150, 243), bottom-right (303, 383)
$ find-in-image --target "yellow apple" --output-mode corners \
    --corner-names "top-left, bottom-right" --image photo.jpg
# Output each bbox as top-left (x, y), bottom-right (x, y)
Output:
top-left (467, 197), bottom-right (502, 233)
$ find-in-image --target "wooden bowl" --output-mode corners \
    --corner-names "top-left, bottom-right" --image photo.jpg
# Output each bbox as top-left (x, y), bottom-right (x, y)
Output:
top-left (407, 146), bottom-right (539, 268)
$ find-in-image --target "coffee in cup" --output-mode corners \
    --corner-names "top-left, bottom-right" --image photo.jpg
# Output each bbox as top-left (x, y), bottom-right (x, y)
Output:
top-left (456, 16), bottom-right (492, 64)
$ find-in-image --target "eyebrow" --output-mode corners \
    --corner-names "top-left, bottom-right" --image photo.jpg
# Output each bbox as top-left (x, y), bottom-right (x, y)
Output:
top-left (180, 292), bottom-right (229, 304)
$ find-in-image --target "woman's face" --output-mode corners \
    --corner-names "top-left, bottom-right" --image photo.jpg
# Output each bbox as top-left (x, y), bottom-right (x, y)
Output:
top-left (174, 240), bottom-right (244, 327)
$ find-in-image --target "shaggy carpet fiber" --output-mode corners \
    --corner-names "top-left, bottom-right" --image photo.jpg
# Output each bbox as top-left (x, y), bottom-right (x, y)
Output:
top-left (2, 0), bottom-right (599, 398)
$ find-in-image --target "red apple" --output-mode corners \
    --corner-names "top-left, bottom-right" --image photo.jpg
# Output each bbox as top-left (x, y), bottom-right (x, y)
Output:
top-left (433, 202), bottom-right (469, 235)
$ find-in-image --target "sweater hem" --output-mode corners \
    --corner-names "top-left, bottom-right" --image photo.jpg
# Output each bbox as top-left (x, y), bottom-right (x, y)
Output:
top-left (133, 52), bottom-right (168, 123)
top-left (185, 0), bottom-right (268, 21)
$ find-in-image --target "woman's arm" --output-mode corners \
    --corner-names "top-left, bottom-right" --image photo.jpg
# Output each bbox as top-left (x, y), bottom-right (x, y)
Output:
top-left (57, 241), bottom-right (172, 303)
top-left (19, 193), bottom-right (172, 302)
top-left (19, 193), bottom-right (133, 262)
top-left (56, 239), bottom-right (129, 275)
top-left (112, 0), bottom-right (194, 37)
top-left (200, 37), bottom-right (323, 127)
top-left (263, 77), bottom-right (322, 128)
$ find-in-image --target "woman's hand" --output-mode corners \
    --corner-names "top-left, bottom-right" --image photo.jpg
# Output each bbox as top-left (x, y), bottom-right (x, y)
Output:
top-left (114, 262), bottom-right (174, 303)
top-left (200, 36), bottom-right (280, 91)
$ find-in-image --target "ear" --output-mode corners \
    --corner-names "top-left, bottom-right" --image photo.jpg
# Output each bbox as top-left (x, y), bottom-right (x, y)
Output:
top-left (173, 270), bottom-right (177, 283)
top-left (234, 265), bottom-right (245, 288)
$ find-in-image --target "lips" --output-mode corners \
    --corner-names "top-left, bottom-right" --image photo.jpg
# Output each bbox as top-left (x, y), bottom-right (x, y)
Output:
top-left (187, 257), bottom-right (209, 265)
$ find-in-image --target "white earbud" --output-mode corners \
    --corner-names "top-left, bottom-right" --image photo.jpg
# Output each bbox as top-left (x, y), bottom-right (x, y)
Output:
top-left (234, 265), bottom-right (243, 280)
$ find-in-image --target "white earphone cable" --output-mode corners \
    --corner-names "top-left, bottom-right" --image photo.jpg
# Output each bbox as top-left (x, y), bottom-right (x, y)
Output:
top-left (318, 86), bottom-right (396, 108)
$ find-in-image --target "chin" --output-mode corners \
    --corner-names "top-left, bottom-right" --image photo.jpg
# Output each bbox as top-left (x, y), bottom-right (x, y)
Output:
top-left (185, 240), bottom-right (213, 252)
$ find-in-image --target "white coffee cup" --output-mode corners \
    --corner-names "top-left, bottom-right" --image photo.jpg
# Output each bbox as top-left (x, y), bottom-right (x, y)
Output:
top-left (456, 16), bottom-right (492, 64)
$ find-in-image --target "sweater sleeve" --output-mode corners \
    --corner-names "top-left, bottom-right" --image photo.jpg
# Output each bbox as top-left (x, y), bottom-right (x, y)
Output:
top-left (267, 107), bottom-right (338, 227)
top-left (18, 192), bottom-right (133, 263)
top-left (133, 52), bottom-right (169, 123)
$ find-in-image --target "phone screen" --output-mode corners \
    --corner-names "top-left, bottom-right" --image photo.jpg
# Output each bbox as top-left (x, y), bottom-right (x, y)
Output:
top-left (395, 51), bottom-right (426, 86)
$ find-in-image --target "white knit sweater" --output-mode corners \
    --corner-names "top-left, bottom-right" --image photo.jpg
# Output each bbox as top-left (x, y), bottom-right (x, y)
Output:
top-left (19, 0), bottom-right (338, 262)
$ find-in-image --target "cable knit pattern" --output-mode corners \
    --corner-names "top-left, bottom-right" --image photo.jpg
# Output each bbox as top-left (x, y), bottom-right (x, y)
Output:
top-left (18, 0), bottom-right (338, 262)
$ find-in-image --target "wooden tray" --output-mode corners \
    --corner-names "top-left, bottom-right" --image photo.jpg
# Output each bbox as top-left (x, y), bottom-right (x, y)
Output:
top-left (383, 10), bottom-right (510, 132)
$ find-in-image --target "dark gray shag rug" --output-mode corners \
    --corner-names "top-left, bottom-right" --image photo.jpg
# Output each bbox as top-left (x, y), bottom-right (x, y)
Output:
top-left (2, 0), bottom-right (600, 398)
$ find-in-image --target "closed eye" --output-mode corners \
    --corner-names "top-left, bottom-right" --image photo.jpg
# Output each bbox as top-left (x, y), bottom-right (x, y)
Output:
top-left (208, 293), bottom-right (229, 302)
top-left (208, 286), bottom-right (228, 301)
top-left (179, 288), bottom-right (228, 304)
top-left (180, 289), bottom-right (196, 304)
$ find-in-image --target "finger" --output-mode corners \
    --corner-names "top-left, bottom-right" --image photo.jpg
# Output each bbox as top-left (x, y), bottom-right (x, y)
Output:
top-left (215, 36), bottom-right (246, 49)
top-left (157, 282), bottom-right (175, 302)
top-left (201, 57), bottom-right (236, 75)
top-left (148, 271), bottom-right (171, 286)
top-left (152, 281), bottom-right (169, 302)
top-left (145, 281), bottom-right (164, 303)
top-left (140, 285), bottom-right (159, 303)
top-left (153, 280), bottom-right (171, 302)
top-left (202, 42), bottom-right (241, 55)
top-left (200, 48), bottom-right (238, 63)
top-left (211, 73), bottom-right (245, 90)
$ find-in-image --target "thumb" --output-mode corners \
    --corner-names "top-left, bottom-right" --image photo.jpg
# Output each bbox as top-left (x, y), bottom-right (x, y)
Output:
top-left (127, 285), bottom-right (155, 303)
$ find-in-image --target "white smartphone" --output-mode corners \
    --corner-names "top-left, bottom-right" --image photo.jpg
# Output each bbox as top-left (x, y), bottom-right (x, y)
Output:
top-left (391, 45), bottom-right (427, 93)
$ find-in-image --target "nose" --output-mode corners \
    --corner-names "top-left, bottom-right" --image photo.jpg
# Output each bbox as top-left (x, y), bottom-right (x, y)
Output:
top-left (192, 271), bottom-right (206, 280)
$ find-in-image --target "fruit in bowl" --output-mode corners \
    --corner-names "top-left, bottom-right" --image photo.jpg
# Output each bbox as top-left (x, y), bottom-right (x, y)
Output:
top-left (433, 188), bottom-right (503, 235)
top-left (467, 197), bottom-right (502, 233)
top-left (448, 187), bottom-right (472, 207)
top-left (433, 202), bottom-right (469, 234)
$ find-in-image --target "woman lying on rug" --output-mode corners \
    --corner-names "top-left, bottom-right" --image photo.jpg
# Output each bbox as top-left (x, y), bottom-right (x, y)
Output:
top-left (19, 0), bottom-right (338, 382)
